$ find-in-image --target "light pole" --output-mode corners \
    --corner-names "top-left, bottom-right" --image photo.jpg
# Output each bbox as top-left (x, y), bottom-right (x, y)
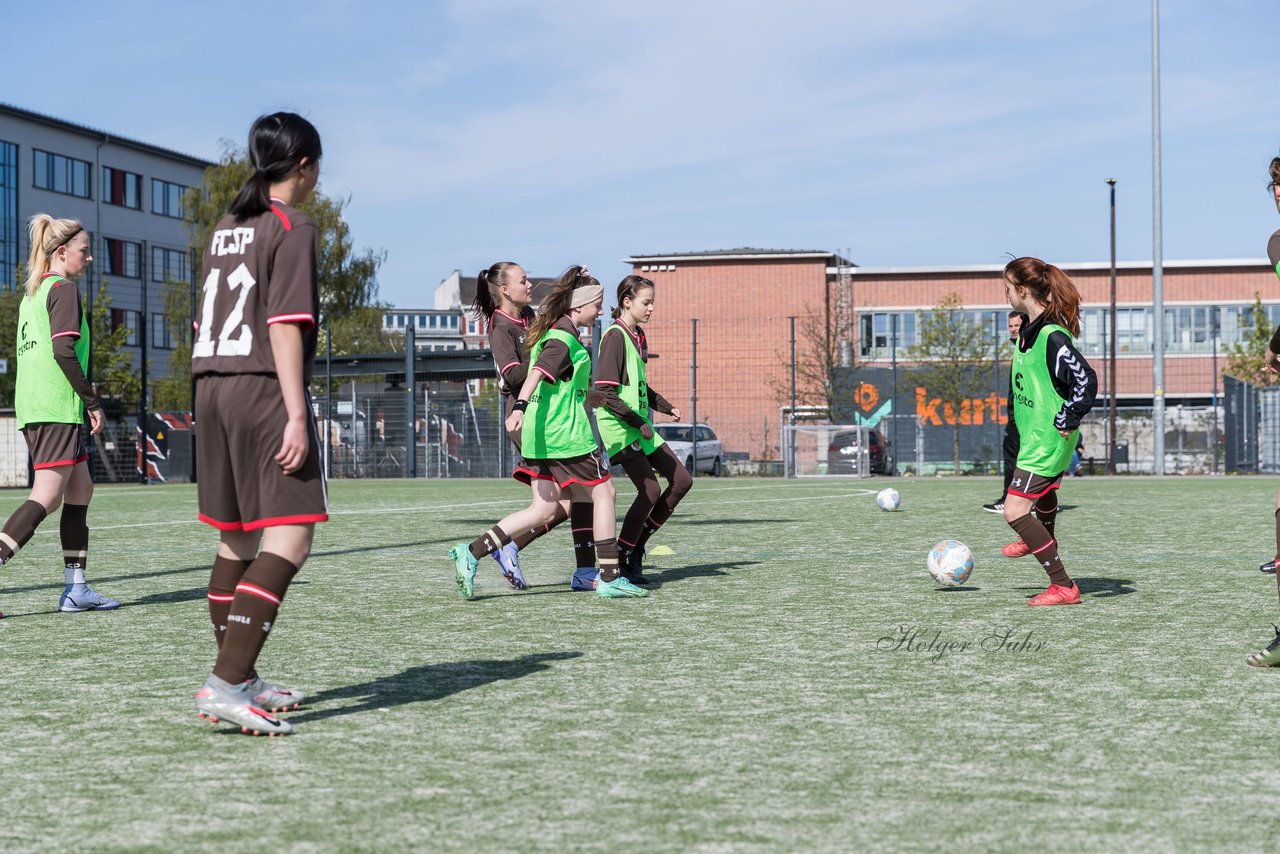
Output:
top-left (1107, 178), bottom-right (1118, 474)
top-left (1151, 0), bottom-right (1166, 474)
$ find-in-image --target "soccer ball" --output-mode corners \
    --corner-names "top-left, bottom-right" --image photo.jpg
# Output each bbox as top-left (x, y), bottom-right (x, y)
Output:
top-left (875, 488), bottom-right (901, 511)
top-left (928, 540), bottom-right (974, 586)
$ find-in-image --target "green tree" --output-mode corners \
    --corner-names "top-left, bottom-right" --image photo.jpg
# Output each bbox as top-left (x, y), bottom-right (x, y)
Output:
top-left (161, 142), bottom-right (393, 408)
top-left (88, 278), bottom-right (142, 405)
top-left (1224, 294), bottom-right (1279, 387)
top-left (908, 292), bottom-right (1001, 472)
top-left (0, 285), bottom-right (20, 406)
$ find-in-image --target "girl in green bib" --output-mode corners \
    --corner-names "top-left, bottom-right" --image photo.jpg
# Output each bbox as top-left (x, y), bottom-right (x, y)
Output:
top-left (0, 215), bottom-right (118, 617)
top-left (451, 266), bottom-right (647, 599)
top-left (999, 257), bottom-right (1097, 607)
top-left (595, 275), bottom-right (691, 584)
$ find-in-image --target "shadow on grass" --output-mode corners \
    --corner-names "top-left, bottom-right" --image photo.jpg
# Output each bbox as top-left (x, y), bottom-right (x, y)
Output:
top-left (1012, 577), bottom-right (1136, 598)
top-left (288, 651), bottom-right (584, 724)
top-left (0, 564), bottom-right (208, 596)
top-left (647, 559), bottom-right (759, 589)
top-left (660, 519), bottom-right (789, 526)
top-left (312, 539), bottom-right (454, 558)
top-left (934, 586), bottom-right (982, 593)
top-left (127, 580), bottom-right (310, 608)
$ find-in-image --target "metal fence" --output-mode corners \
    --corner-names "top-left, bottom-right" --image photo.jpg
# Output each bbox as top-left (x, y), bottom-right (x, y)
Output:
top-left (18, 315), bottom-right (1272, 483)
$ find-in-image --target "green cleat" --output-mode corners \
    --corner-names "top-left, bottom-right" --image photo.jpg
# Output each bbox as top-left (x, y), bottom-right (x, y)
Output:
top-left (1247, 625), bottom-right (1280, 668)
top-left (451, 544), bottom-right (478, 600)
top-left (596, 576), bottom-right (650, 598)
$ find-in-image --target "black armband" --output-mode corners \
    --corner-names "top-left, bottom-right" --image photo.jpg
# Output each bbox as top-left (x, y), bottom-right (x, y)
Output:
top-left (513, 399), bottom-right (529, 412)
top-left (1270, 325), bottom-right (1280, 356)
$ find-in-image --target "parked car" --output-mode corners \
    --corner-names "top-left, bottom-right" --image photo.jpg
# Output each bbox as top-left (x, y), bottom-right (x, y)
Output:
top-left (654, 422), bottom-right (725, 476)
top-left (827, 427), bottom-right (892, 475)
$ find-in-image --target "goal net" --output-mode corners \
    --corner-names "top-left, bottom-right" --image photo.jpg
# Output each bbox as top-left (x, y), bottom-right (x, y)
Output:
top-left (783, 424), bottom-right (871, 478)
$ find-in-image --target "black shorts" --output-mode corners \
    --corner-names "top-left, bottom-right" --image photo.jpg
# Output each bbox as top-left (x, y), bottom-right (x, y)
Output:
top-left (195, 374), bottom-right (328, 531)
top-left (23, 422), bottom-right (87, 470)
top-left (514, 451), bottom-right (610, 489)
top-left (1007, 467), bottom-right (1063, 499)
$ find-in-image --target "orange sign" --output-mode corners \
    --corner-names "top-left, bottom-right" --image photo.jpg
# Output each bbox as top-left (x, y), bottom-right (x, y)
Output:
top-left (855, 383), bottom-right (880, 412)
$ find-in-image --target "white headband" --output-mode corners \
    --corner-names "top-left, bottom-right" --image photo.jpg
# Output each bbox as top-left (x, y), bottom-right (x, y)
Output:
top-left (570, 284), bottom-right (603, 308)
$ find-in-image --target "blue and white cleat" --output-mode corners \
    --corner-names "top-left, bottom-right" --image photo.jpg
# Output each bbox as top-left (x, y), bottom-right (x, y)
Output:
top-left (59, 585), bottom-right (120, 612)
top-left (493, 541), bottom-right (526, 589)
top-left (570, 567), bottom-right (599, 591)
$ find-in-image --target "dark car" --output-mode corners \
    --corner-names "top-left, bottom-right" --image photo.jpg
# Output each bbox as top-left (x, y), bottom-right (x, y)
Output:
top-left (827, 427), bottom-right (892, 475)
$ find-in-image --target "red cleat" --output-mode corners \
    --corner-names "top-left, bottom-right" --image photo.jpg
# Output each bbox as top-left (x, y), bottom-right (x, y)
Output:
top-left (1001, 540), bottom-right (1031, 558)
top-left (1028, 582), bottom-right (1081, 606)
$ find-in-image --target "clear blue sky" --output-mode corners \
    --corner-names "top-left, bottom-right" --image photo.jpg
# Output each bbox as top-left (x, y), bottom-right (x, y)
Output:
top-left (4, 1), bottom-right (1277, 308)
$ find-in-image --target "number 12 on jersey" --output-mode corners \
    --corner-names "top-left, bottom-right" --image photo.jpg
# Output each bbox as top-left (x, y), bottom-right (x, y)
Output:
top-left (193, 263), bottom-right (258, 358)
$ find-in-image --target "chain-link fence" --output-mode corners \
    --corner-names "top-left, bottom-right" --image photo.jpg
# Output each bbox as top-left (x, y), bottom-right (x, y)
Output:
top-left (2, 315), bottom-right (1257, 483)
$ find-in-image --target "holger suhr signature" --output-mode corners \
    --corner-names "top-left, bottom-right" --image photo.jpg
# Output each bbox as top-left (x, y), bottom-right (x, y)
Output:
top-left (875, 625), bottom-right (1047, 662)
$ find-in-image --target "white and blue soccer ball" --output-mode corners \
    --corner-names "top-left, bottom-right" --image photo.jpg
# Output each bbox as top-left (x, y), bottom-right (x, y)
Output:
top-left (928, 540), bottom-right (974, 587)
top-left (875, 488), bottom-right (901, 512)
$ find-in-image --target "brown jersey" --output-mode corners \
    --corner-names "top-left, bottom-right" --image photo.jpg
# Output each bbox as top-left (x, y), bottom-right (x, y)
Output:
top-left (191, 200), bottom-right (319, 381)
top-left (488, 306), bottom-right (535, 399)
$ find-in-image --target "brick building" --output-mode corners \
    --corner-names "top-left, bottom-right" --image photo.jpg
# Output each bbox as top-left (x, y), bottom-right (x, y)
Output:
top-left (626, 249), bottom-right (1276, 463)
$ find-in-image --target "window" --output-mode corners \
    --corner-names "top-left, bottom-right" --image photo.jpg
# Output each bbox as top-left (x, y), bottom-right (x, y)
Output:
top-left (151, 178), bottom-right (187, 218)
top-left (111, 309), bottom-right (139, 346)
top-left (101, 238), bottom-right (141, 278)
top-left (151, 246), bottom-right (188, 282)
top-left (697, 426), bottom-right (716, 441)
top-left (0, 140), bottom-right (16, 289)
top-left (859, 311), bottom-right (918, 358)
top-left (151, 314), bottom-right (173, 349)
top-left (34, 149), bottom-right (91, 198)
top-left (102, 166), bottom-right (142, 209)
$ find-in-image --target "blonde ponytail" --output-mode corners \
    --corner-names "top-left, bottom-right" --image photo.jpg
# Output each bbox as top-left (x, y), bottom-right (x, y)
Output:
top-left (24, 214), bottom-right (84, 296)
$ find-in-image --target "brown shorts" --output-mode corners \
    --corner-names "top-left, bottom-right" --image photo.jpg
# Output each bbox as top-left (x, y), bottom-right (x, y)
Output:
top-left (1007, 467), bottom-right (1063, 499)
top-left (23, 422), bottom-right (87, 470)
top-left (514, 450), bottom-right (610, 489)
top-left (195, 374), bottom-right (328, 531)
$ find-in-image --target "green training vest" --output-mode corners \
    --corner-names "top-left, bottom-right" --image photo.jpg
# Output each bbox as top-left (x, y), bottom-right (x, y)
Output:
top-left (521, 328), bottom-right (597, 460)
top-left (16, 274), bottom-right (89, 429)
top-left (595, 323), bottom-right (665, 458)
top-left (1011, 321), bottom-right (1076, 477)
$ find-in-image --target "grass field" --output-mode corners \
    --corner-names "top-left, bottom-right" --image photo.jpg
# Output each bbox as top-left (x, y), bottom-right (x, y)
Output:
top-left (4, 475), bottom-right (1280, 851)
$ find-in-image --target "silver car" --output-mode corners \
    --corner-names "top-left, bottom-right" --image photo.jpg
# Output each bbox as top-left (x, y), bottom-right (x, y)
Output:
top-left (654, 422), bottom-right (725, 476)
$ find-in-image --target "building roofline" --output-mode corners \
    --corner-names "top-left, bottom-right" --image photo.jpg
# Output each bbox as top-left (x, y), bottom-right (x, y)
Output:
top-left (0, 101), bottom-right (215, 169)
top-left (626, 249), bottom-right (850, 264)
top-left (832, 259), bottom-right (1271, 276)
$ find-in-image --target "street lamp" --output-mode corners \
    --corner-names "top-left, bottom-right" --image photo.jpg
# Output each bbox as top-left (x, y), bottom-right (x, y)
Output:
top-left (1107, 178), bottom-right (1118, 474)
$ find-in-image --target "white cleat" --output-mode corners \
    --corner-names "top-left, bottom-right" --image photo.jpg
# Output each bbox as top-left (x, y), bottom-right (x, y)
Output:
top-left (195, 675), bottom-right (293, 736)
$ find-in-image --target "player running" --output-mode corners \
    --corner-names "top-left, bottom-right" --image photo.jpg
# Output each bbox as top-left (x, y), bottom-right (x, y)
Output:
top-left (470, 262), bottom-right (596, 590)
top-left (0, 215), bottom-right (119, 618)
top-left (1246, 155), bottom-right (1280, 665)
top-left (451, 266), bottom-right (646, 599)
top-left (191, 113), bottom-right (327, 735)
top-left (999, 257), bottom-right (1097, 606)
top-left (594, 275), bottom-right (691, 585)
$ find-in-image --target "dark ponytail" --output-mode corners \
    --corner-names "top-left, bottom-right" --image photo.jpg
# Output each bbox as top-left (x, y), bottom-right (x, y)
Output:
top-left (1003, 256), bottom-right (1081, 337)
top-left (612, 275), bottom-right (654, 320)
top-left (470, 261), bottom-right (521, 322)
top-left (229, 112), bottom-right (323, 220)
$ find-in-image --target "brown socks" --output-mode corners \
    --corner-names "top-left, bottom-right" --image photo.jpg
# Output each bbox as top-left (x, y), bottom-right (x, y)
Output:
top-left (212, 553), bottom-right (299, 685)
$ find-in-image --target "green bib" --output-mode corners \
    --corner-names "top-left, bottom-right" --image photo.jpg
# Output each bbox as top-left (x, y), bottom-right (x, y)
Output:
top-left (16, 274), bottom-right (89, 429)
top-left (595, 323), bottom-right (665, 458)
top-left (1011, 322), bottom-right (1076, 476)
top-left (521, 328), bottom-right (597, 459)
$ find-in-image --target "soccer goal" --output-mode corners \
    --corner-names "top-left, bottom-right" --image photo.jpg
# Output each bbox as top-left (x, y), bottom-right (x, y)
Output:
top-left (783, 424), bottom-right (871, 478)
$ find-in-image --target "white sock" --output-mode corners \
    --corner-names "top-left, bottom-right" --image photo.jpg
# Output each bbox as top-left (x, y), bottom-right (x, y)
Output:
top-left (65, 562), bottom-right (87, 586)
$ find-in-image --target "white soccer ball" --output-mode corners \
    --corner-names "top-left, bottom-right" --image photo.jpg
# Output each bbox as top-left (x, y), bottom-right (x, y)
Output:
top-left (928, 540), bottom-right (974, 587)
top-left (876, 488), bottom-right (901, 511)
